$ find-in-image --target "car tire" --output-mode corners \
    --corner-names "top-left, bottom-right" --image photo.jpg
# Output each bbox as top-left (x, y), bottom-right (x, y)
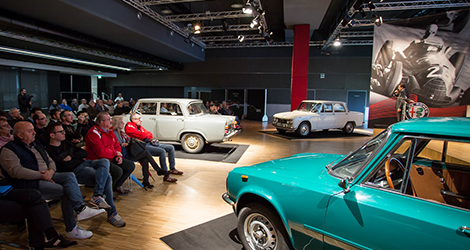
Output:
top-left (276, 128), bottom-right (286, 134)
top-left (181, 133), bottom-right (204, 154)
top-left (343, 122), bottom-right (355, 134)
top-left (238, 203), bottom-right (292, 250)
top-left (296, 122), bottom-right (310, 137)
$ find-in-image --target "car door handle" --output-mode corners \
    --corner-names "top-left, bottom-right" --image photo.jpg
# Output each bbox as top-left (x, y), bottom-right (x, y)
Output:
top-left (459, 226), bottom-right (470, 233)
top-left (177, 118), bottom-right (184, 122)
top-left (150, 118), bottom-right (156, 121)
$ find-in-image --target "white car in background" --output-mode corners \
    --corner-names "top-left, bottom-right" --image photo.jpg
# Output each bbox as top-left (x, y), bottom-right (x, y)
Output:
top-left (272, 100), bottom-right (364, 137)
top-left (123, 98), bottom-right (238, 153)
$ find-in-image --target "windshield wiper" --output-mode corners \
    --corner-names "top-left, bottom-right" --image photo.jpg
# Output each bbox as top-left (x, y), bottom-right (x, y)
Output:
top-left (325, 158), bottom-right (339, 170)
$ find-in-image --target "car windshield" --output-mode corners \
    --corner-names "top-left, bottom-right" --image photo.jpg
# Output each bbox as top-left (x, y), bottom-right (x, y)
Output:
top-left (329, 129), bottom-right (389, 178)
top-left (295, 102), bottom-right (321, 112)
top-left (188, 102), bottom-right (209, 115)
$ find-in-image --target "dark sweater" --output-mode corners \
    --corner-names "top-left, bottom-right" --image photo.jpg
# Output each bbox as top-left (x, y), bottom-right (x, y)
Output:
top-left (46, 141), bottom-right (87, 172)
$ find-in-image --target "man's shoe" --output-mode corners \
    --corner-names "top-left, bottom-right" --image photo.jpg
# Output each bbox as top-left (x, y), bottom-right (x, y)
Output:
top-left (142, 183), bottom-right (154, 189)
top-left (163, 175), bottom-right (178, 182)
top-left (108, 213), bottom-right (126, 227)
top-left (170, 169), bottom-right (183, 175)
top-left (113, 186), bottom-right (130, 195)
top-left (77, 206), bottom-right (106, 221)
top-left (43, 234), bottom-right (77, 248)
top-left (65, 225), bottom-right (93, 239)
top-left (89, 196), bottom-right (111, 211)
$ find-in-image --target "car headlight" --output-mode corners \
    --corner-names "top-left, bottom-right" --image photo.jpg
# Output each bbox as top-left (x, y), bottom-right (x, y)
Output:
top-left (273, 117), bottom-right (278, 123)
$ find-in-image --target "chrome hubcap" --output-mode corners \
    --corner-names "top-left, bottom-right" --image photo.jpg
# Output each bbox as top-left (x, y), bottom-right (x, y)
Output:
top-left (244, 213), bottom-right (277, 250)
top-left (300, 125), bottom-right (308, 135)
top-left (185, 135), bottom-right (199, 149)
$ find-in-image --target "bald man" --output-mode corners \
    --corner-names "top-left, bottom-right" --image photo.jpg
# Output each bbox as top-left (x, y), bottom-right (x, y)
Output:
top-left (0, 121), bottom-right (106, 239)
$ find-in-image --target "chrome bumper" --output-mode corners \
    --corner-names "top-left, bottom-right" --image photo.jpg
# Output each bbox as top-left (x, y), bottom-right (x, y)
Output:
top-left (223, 130), bottom-right (239, 141)
top-left (222, 192), bottom-right (235, 206)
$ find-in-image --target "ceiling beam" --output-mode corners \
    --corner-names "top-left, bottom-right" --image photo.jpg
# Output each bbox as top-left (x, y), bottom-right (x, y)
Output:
top-left (205, 40), bottom-right (372, 49)
top-left (363, 0), bottom-right (470, 11)
top-left (122, 0), bottom-right (206, 48)
top-left (200, 24), bottom-right (258, 33)
top-left (198, 35), bottom-right (265, 42)
top-left (165, 10), bottom-right (251, 21)
top-left (141, 0), bottom-right (203, 5)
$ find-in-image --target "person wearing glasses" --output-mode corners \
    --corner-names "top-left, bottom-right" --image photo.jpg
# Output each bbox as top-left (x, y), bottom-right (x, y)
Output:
top-left (85, 112), bottom-right (135, 195)
top-left (0, 117), bottom-right (13, 148)
top-left (33, 111), bottom-right (49, 146)
top-left (0, 121), bottom-right (106, 239)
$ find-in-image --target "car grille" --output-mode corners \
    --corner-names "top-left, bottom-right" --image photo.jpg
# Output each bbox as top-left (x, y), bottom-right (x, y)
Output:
top-left (273, 118), bottom-right (294, 129)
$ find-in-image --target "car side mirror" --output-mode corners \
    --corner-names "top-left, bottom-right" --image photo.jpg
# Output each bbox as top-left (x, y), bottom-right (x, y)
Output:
top-left (338, 178), bottom-right (351, 193)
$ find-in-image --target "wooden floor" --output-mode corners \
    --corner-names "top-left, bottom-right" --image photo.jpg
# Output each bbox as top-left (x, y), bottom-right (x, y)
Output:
top-left (0, 121), bottom-right (371, 250)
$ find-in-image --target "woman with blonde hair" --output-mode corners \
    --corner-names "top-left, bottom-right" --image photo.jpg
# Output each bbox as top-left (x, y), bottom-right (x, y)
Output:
top-left (111, 116), bottom-right (168, 188)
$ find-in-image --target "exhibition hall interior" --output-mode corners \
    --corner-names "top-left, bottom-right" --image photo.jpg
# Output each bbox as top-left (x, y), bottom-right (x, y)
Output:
top-left (1, 0), bottom-right (470, 249)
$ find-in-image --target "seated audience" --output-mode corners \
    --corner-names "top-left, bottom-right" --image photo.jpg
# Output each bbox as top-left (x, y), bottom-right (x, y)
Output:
top-left (87, 101), bottom-right (99, 121)
top-left (209, 103), bottom-right (220, 114)
top-left (96, 99), bottom-right (108, 113)
top-left (8, 108), bottom-right (24, 127)
top-left (112, 116), bottom-right (168, 188)
top-left (46, 122), bottom-right (126, 227)
top-left (49, 109), bottom-right (61, 124)
top-left (59, 99), bottom-right (72, 111)
top-left (113, 101), bottom-right (126, 115)
top-left (33, 112), bottom-right (49, 146)
top-left (60, 110), bottom-right (83, 146)
top-left (105, 99), bottom-right (115, 115)
top-left (125, 113), bottom-right (182, 182)
top-left (0, 117), bottom-right (13, 148)
top-left (0, 110), bottom-right (7, 118)
top-left (85, 112), bottom-right (135, 195)
top-left (78, 99), bottom-right (88, 112)
top-left (0, 121), bottom-right (106, 239)
top-left (71, 99), bottom-right (79, 112)
top-left (76, 111), bottom-right (94, 138)
top-left (27, 107), bottom-right (42, 125)
top-left (114, 93), bottom-right (124, 103)
top-left (49, 100), bottom-right (61, 111)
top-left (0, 188), bottom-right (77, 249)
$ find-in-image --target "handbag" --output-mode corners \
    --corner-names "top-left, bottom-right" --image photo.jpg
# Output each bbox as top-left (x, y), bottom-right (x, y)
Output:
top-left (128, 138), bottom-right (147, 157)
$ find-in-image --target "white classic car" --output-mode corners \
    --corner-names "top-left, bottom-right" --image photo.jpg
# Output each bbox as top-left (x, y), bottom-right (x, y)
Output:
top-left (123, 98), bottom-right (238, 153)
top-left (273, 100), bottom-right (364, 137)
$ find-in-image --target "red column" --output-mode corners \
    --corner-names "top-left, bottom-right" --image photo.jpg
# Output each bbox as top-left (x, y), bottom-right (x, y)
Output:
top-left (291, 24), bottom-right (310, 110)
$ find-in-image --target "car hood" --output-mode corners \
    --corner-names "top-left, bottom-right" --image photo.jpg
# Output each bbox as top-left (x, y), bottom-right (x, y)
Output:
top-left (273, 110), bottom-right (316, 119)
top-left (232, 153), bottom-right (346, 185)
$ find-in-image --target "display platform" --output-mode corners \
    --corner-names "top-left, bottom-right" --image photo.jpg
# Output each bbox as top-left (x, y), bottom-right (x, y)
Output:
top-left (173, 143), bottom-right (249, 163)
top-left (160, 213), bottom-right (241, 250)
top-left (259, 128), bottom-right (373, 141)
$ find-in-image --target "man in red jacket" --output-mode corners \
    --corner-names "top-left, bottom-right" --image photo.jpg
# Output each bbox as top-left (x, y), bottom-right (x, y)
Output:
top-left (125, 113), bottom-right (182, 182)
top-left (85, 112), bottom-right (135, 195)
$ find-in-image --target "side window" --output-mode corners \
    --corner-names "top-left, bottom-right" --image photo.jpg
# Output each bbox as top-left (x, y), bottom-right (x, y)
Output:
top-left (333, 103), bottom-right (346, 112)
top-left (160, 102), bottom-right (183, 116)
top-left (137, 102), bottom-right (157, 115)
top-left (411, 139), bottom-right (470, 210)
top-left (324, 103), bottom-right (333, 113)
top-left (366, 139), bottom-right (412, 191)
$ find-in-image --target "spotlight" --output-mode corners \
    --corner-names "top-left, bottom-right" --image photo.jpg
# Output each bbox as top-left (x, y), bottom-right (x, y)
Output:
top-left (222, 19), bottom-right (229, 32)
top-left (137, 12), bottom-right (142, 19)
top-left (238, 35), bottom-right (245, 42)
top-left (372, 14), bottom-right (382, 26)
top-left (170, 30), bottom-right (174, 36)
top-left (242, 6), bottom-right (253, 14)
top-left (333, 38), bottom-right (341, 46)
top-left (194, 24), bottom-right (201, 31)
top-left (368, 1), bottom-right (376, 10)
top-left (161, 6), bottom-right (172, 14)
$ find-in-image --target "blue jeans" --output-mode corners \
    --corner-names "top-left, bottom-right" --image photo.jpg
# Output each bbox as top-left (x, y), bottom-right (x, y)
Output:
top-left (39, 172), bottom-right (83, 232)
top-left (73, 159), bottom-right (116, 216)
top-left (145, 143), bottom-right (176, 171)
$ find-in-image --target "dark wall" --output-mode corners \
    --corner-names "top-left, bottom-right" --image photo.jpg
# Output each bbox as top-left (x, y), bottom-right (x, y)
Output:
top-left (106, 46), bottom-right (373, 104)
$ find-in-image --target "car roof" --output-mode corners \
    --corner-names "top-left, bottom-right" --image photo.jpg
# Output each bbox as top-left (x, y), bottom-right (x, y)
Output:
top-left (302, 100), bottom-right (346, 104)
top-left (137, 98), bottom-right (201, 104)
top-left (391, 117), bottom-right (470, 138)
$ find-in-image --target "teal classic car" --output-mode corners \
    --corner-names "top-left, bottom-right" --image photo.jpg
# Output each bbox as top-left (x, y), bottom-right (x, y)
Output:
top-left (223, 117), bottom-right (470, 250)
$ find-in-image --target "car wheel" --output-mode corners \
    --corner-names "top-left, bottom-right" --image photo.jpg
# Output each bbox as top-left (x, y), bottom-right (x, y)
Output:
top-left (181, 133), bottom-right (204, 154)
top-left (343, 122), bottom-right (355, 134)
top-left (276, 128), bottom-right (286, 134)
top-left (296, 122), bottom-right (310, 137)
top-left (238, 203), bottom-right (292, 250)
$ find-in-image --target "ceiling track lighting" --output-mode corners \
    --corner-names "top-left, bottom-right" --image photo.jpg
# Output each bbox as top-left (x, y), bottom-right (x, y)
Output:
top-left (372, 14), bottom-right (383, 27)
top-left (238, 35), bottom-right (245, 42)
top-left (333, 38), bottom-right (341, 47)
